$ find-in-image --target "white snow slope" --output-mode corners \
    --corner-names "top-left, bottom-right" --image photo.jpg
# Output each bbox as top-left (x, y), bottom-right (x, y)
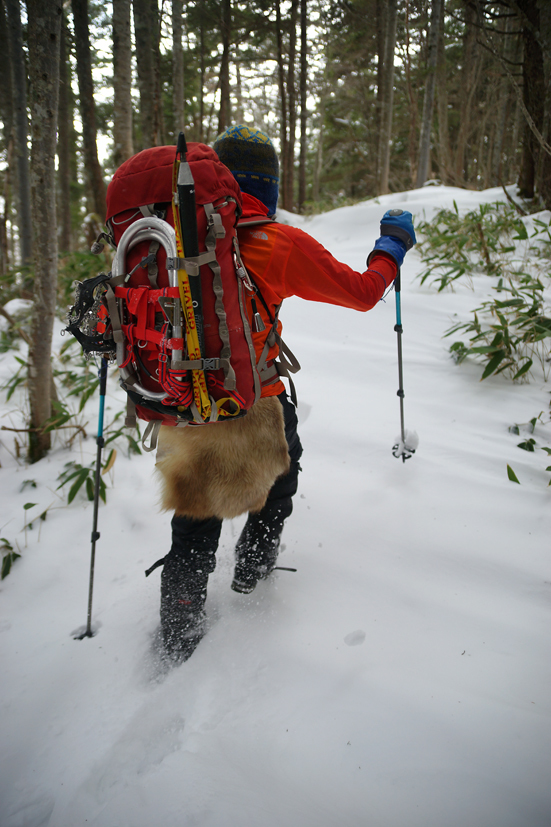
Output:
top-left (1, 186), bottom-right (550, 827)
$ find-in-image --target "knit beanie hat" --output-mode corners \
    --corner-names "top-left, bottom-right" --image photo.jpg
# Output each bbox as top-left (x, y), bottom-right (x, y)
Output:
top-left (213, 125), bottom-right (279, 215)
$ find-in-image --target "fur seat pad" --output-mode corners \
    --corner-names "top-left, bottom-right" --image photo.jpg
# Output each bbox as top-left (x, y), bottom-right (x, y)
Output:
top-left (156, 396), bottom-right (291, 520)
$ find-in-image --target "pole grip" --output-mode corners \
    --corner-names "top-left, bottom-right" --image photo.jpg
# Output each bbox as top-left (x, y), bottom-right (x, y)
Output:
top-left (98, 355), bottom-right (108, 397)
top-left (394, 268), bottom-right (401, 293)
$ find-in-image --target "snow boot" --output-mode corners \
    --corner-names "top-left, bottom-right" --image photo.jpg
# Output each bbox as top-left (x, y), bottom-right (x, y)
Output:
top-left (160, 552), bottom-right (209, 662)
top-left (231, 502), bottom-right (290, 594)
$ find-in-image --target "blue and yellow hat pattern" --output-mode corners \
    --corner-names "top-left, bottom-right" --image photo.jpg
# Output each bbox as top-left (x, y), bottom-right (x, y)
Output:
top-left (213, 125), bottom-right (279, 215)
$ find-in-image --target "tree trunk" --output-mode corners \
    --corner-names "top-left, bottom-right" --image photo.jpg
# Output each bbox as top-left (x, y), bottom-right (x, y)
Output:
top-left (5, 0), bottom-right (33, 265)
top-left (134, 0), bottom-right (162, 148)
top-left (57, 13), bottom-right (72, 253)
top-left (535, 0), bottom-right (551, 208)
top-left (375, 0), bottom-right (387, 146)
top-left (218, 0), bottom-right (231, 133)
top-left (72, 0), bottom-right (106, 222)
top-left (172, 0), bottom-right (185, 136)
top-left (0, 0), bottom-right (13, 275)
top-left (198, 11), bottom-right (205, 141)
top-left (416, 0), bottom-right (442, 187)
top-left (113, 0), bottom-right (134, 165)
top-left (377, 0), bottom-right (398, 194)
top-left (489, 15), bottom-right (513, 187)
top-left (517, 1), bottom-right (543, 199)
top-left (403, 0), bottom-right (419, 186)
top-left (283, 0), bottom-right (298, 211)
top-left (454, 4), bottom-right (480, 184)
top-left (435, 0), bottom-right (452, 184)
top-left (234, 59), bottom-right (245, 124)
top-left (276, 0), bottom-right (288, 208)
top-left (27, 0), bottom-right (62, 462)
top-left (298, 0), bottom-right (307, 212)
top-left (312, 102), bottom-right (324, 204)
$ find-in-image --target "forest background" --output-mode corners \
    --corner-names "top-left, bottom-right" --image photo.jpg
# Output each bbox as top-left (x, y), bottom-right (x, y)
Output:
top-left (0, 0), bottom-right (550, 463)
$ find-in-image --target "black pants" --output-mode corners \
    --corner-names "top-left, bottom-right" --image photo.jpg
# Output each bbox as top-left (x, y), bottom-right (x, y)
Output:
top-left (168, 390), bottom-right (303, 574)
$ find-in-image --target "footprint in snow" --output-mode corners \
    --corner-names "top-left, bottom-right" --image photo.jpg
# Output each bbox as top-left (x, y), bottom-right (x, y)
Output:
top-left (344, 630), bottom-right (366, 646)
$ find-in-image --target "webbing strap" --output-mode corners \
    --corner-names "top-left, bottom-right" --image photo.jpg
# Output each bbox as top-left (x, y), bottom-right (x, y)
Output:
top-left (235, 249), bottom-right (262, 405)
top-left (203, 202), bottom-right (236, 391)
top-left (125, 396), bottom-right (137, 428)
top-left (256, 304), bottom-right (282, 376)
top-left (259, 361), bottom-right (279, 385)
top-left (142, 420), bottom-right (161, 452)
top-left (104, 283), bottom-right (124, 344)
top-left (166, 250), bottom-right (217, 276)
top-left (273, 333), bottom-right (301, 407)
top-left (171, 356), bottom-right (230, 371)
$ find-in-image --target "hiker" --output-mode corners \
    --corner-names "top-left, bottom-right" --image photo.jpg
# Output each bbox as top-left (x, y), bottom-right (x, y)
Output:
top-left (156, 125), bottom-right (416, 662)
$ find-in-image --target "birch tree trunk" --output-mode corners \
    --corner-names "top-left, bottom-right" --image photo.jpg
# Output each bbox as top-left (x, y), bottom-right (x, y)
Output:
top-left (416, 0), bottom-right (442, 187)
top-left (72, 0), bottom-right (106, 221)
top-left (377, 0), bottom-right (398, 194)
top-left (27, 0), bottom-right (62, 462)
top-left (5, 0), bottom-right (33, 265)
top-left (112, 0), bottom-right (134, 165)
top-left (172, 0), bottom-right (185, 135)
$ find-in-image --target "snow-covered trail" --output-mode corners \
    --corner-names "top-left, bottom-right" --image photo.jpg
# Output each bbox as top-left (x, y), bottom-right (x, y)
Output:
top-left (1, 186), bottom-right (550, 827)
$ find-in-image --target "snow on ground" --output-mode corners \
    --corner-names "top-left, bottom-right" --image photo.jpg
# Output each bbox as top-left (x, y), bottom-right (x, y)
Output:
top-left (1, 186), bottom-right (550, 827)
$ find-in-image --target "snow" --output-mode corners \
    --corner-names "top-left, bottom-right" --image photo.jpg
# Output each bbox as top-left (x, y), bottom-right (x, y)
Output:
top-left (1, 186), bottom-right (550, 827)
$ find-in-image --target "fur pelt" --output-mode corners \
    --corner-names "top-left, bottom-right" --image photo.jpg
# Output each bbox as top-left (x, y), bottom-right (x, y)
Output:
top-left (156, 396), bottom-right (290, 520)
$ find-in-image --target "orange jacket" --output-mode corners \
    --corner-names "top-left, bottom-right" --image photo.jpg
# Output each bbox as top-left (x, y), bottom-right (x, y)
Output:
top-left (238, 193), bottom-right (398, 397)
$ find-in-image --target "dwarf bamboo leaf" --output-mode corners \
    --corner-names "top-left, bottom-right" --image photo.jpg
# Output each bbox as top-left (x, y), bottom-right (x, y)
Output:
top-left (86, 476), bottom-right (94, 501)
top-left (67, 470), bottom-right (89, 504)
top-left (507, 465), bottom-right (521, 483)
top-left (102, 449), bottom-right (117, 475)
top-left (513, 359), bottom-right (533, 380)
top-left (481, 351), bottom-right (506, 379)
top-left (1, 551), bottom-right (21, 580)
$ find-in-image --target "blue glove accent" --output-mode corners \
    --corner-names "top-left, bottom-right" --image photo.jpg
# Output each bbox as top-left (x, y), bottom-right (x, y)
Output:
top-left (380, 209), bottom-right (416, 250)
top-left (368, 235), bottom-right (407, 269)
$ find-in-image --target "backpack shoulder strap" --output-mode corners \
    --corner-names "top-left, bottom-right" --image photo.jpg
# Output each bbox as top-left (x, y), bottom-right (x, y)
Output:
top-left (252, 283), bottom-right (301, 407)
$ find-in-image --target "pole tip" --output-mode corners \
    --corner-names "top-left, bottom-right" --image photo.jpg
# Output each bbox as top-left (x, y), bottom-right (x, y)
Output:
top-left (72, 624), bottom-right (98, 639)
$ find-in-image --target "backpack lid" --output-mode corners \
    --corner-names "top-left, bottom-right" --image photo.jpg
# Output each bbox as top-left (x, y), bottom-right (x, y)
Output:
top-left (106, 142), bottom-right (242, 221)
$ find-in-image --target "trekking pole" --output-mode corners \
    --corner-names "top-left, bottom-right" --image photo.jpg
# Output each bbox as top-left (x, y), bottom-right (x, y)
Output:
top-left (392, 272), bottom-right (418, 462)
top-left (75, 355), bottom-right (108, 639)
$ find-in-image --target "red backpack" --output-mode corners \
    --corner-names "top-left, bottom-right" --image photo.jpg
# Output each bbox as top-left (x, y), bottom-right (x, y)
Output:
top-left (68, 139), bottom-right (263, 447)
